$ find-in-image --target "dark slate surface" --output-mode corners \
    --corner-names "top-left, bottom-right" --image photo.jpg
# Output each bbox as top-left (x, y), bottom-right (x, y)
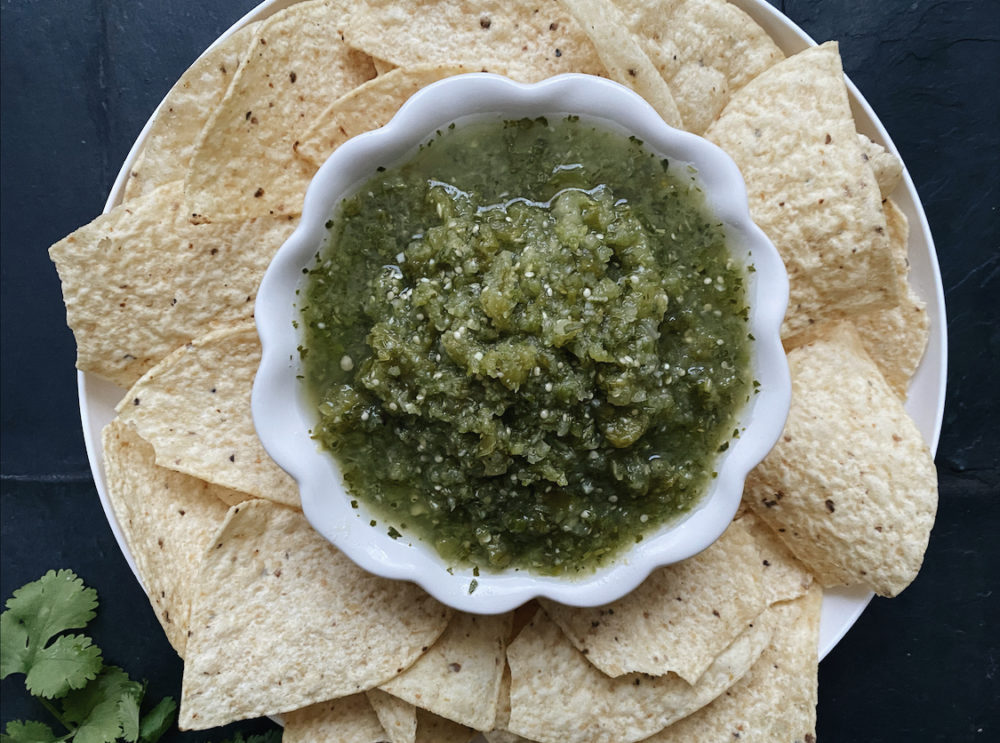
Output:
top-left (1, 1), bottom-right (997, 740)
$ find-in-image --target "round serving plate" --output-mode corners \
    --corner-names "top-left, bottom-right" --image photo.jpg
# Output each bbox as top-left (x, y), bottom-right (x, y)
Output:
top-left (79, 0), bottom-right (946, 666)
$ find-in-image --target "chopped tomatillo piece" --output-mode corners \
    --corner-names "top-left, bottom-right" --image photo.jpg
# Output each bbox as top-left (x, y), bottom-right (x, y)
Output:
top-left (300, 116), bottom-right (750, 573)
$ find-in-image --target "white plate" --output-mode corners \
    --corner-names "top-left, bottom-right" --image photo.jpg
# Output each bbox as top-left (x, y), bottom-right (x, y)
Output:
top-left (79, 0), bottom-right (946, 663)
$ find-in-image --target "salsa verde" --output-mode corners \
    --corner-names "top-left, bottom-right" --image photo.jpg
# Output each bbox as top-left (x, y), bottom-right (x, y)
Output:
top-left (300, 116), bottom-right (751, 574)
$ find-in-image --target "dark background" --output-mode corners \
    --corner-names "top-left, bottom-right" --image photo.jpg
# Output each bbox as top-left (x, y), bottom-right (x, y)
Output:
top-left (2, 1), bottom-right (997, 740)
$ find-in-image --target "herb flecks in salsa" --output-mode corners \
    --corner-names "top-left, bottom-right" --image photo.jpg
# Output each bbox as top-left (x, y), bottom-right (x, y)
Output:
top-left (301, 117), bottom-right (750, 574)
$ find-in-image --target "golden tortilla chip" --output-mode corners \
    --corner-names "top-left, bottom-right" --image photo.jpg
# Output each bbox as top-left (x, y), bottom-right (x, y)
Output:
top-left (283, 694), bottom-right (390, 743)
top-left (366, 688), bottom-right (417, 743)
top-left (340, 0), bottom-right (606, 83)
top-left (744, 322), bottom-right (937, 597)
top-left (644, 584), bottom-right (821, 743)
top-left (179, 500), bottom-right (450, 729)
top-left (48, 182), bottom-right (297, 388)
top-left (612, 0), bottom-right (784, 133)
top-left (123, 23), bottom-right (260, 202)
top-left (539, 516), bottom-right (770, 684)
top-left (505, 608), bottom-right (775, 743)
top-left (851, 199), bottom-right (929, 398)
top-left (705, 42), bottom-right (901, 343)
top-left (184, 0), bottom-right (376, 221)
top-left (560, 0), bottom-right (682, 127)
top-left (859, 132), bottom-right (904, 198)
top-left (381, 612), bottom-right (512, 731)
top-left (737, 511), bottom-right (814, 606)
top-left (102, 419), bottom-right (236, 656)
top-left (295, 64), bottom-right (489, 169)
top-left (115, 323), bottom-right (300, 508)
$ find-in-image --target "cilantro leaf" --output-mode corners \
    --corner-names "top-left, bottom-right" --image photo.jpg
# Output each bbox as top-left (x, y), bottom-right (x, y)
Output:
top-left (137, 697), bottom-right (176, 743)
top-left (211, 732), bottom-right (282, 743)
top-left (1, 720), bottom-right (59, 743)
top-left (60, 666), bottom-right (142, 743)
top-left (117, 689), bottom-right (142, 743)
top-left (24, 634), bottom-right (103, 699)
top-left (1, 570), bottom-right (101, 698)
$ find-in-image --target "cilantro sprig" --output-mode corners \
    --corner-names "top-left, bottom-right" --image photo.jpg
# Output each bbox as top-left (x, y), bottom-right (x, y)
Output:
top-left (1, 570), bottom-right (177, 743)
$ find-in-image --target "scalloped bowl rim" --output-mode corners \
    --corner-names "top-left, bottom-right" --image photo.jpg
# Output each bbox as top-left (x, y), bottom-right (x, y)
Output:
top-left (252, 72), bottom-right (790, 614)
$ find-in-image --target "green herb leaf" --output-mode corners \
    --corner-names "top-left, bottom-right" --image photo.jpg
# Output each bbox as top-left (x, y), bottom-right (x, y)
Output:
top-left (117, 689), bottom-right (142, 743)
top-left (60, 666), bottom-right (142, 743)
top-left (1, 720), bottom-right (60, 743)
top-left (211, 731), bottom-right (282, 743)
top-left (137, 697), bottom-right (176, 743)
top-left (24, 634), bottom-right (103, 699)
top-left (1, 570), bottom-right (100, 699)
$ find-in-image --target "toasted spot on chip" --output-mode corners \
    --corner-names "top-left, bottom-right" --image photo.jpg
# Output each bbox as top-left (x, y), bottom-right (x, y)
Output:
top-left (178, 500), bottom-right (450, 729)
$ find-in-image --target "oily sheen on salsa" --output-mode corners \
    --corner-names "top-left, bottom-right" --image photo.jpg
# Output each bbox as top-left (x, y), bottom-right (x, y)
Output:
top-left (300, 117), bottom-right (751, 574)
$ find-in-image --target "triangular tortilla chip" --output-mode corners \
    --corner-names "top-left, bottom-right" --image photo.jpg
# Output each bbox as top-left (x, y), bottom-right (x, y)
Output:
top-left (705, 42), bottom-right (901, 343)
top-left (116, 323), bottom-right (300, 508)
top-left (380, 612), bottom-right (512, 731)
top-left (858, 132), bottom-right (904, 198)
top-left (539, 516), bottom-right (767, 684)
top-left (366, 688), bottom-right (418, 743)
top-left (340, 0), bottom-right (607, 83)
top-left (612, 0), bottom-right (785, 133)
top-left (283, 694), bottom-right (390, 742)
top-left (505, 607), bottom-right (775, 743)
top-left (851, 199), bottom-right (929, 398)
top-left (415, 709), bottom-right (476, 743)
top-left (179, 500), bottom-right (450, 729)
top-left (744, 322), bottom-right (937, 596)
top-left (184, 0), bottom-right (376, 221)
top-left (49, 182), bottom-right (297, 388)
top-left (296, 64), bottom-right (501, 170)
top-left (123, 23), bottom-right (260, 201)
top-left (644, 584), bottom-right (821, 743)
top-left (102, 419), bottom-right (236, 656)
top-left (559, 0), bottom-right (682, 127)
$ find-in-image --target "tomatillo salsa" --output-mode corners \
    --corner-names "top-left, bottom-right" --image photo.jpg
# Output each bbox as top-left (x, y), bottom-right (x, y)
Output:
top-left (299, 116), bottom-right (751, 574)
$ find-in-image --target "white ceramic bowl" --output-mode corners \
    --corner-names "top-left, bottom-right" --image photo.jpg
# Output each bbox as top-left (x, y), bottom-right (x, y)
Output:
top-left (252, 72), bottom-right (790, 613)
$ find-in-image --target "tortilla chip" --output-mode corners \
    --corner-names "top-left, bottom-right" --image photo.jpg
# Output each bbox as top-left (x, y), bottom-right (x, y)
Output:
top-left (101, 419), bottom-right (235, 656)
top-left (644, 584), bottom-right (821, 743)
top-left (123, 23), bottom-right (260, 202)
top-left (737, 511), bottom-right (814, 606)
top-left (381, 612), bottom-right (512, 731)
top-left (859, 132), bottom-right (904, 198)
top-left (283, 694), bottom-right (391, 742)
top-left (539, 516), bottom-right (769, 684)
top-left (612, 0), bottom-right (785, 133)
top-left (340, 0), bottom-right (607, 83)
top-left (48, 183), bottom-right (297, 388)
top-left (744, 323), bottom-right (937, 597)
top-left (560, 0), bottom-right (682, 127)
top-left (179, 500), bottom-right (450, 729)
top-left (851, 199), bottom-right (929, 397)
top-left (366, 689), bottom-right (417, 743)
top-left (505, 608), bottom-right (775, 743)
top-left (184, 0), bottom-right (376, 221)
top-left (415, 709), bottom-right (475, 743)
top-left (705, 42), bottom-right (901, 343)
top-left (296, 64), bottom-right (489, 169)
top-left (115, 323), bottom-right (300, 508)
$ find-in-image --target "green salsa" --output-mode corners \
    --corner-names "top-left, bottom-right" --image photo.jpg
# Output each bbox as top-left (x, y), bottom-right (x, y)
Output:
top-left (300, 116), bottom-right (751, 574)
